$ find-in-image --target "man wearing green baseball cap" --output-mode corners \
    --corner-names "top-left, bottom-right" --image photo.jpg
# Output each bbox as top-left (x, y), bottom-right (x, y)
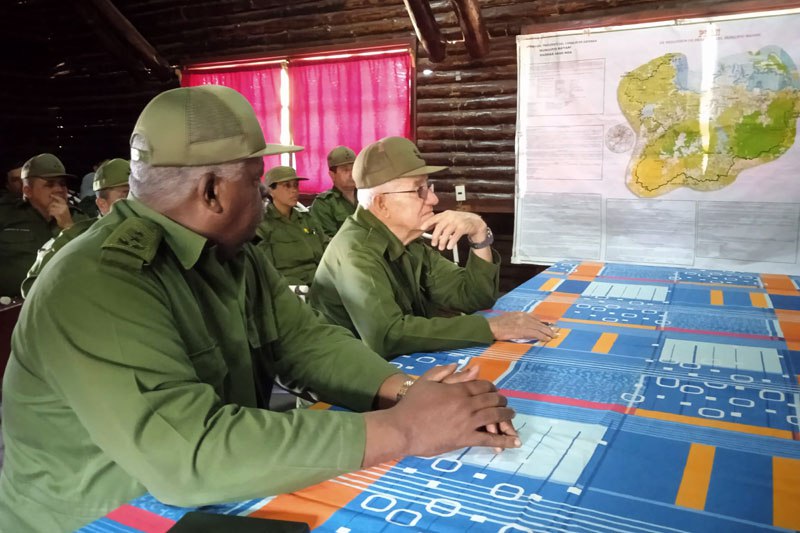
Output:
top-left (20, 158), bottom-right (132, 297)
top-left (1, 85), bottom-right (520, 532)
top-left (310, 136), bottom-right (557, 359)
top-left (0, 153), bottom-right (86, 297)
top-left (310, 145), bottom-right (357, 238)
top-left (255, 165), bottom-right (328, 286)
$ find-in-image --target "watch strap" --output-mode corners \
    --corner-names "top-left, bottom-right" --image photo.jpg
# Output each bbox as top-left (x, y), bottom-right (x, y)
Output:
top-left (469, 227), bottom-right (494, 249)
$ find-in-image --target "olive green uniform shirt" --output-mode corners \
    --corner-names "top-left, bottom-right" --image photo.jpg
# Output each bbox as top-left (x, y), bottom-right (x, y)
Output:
top-left (20, 216), bottom-right (97, 298)
top-left (254, 203), bottom-right (328, 286)
top-left (0, 200), bottom-right (86, 297)
top-left (310, 187), bottom-right (356, 238)
top-left (309, 206), bottom-right (500, 359)
top-left (0, 198), bottom-right (399, 532)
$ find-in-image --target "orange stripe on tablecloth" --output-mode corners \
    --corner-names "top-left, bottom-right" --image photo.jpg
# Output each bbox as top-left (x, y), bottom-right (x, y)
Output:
top-left (766, 289), bottom-right (800, 297)
top-left (543, 328), bottom-right (570, 349)
top-left (591, 332), bottom-right (617, 354)
top-left (675, 443), bottom-right (715, 510)
top-left (254, 462), bottom-right (397, 527)
top-left (465, 341), bottom-right (532, 382)
top-left (560, 317), bottom-right (657, 330)
top-left (773, 456), bottom-right (800, 530)
top-left (749, 292), bottom-right (769, 308)
top-left (762, 274), bottom-right (798, 293)
top-left (534, 292), bottom-right (579, 322)
top-left (710, 290), bottom-right (724, 306)
top-left (539, 277), bottom-right (562, 292)
top-left (789, 342), bottom-right (800, 351)
top-left (776, 309), bottom-right (800, 346)
top-left (568, 261), bottom-right (604, 280)
top-left (635, 409), bottom-right (794, 439)
top-left (309, 402), bottom-right (331, 411)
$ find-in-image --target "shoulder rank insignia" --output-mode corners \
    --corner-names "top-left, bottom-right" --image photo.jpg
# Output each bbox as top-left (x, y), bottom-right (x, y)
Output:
top-left (101, 218), bottom-right (162, 269)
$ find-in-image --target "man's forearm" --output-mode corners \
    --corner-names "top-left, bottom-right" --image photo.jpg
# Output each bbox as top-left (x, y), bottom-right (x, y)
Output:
top-left (362, 409), bottom-right (408, 467)
top-left (470, 244), bottom-right (493, 263)
top-left (372, 372), bottom-right (408, 410)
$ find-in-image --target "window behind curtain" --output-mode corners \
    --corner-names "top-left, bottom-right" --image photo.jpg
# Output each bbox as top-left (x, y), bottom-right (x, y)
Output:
top-left (181, 66), bottom-right (284, 170)
top-left (289, 52), bottom-right (412, 193)
top-left (181, 50), bottom-right (412, 193)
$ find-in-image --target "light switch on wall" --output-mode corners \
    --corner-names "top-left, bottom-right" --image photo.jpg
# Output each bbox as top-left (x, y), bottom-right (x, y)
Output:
top-left (455, 185), bottom-right (466, 201)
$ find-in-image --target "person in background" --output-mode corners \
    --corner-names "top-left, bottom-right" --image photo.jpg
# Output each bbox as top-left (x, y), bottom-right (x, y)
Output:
top-left (21, 158), bottom-right (130, 297)
top-left (77, 159), bottom-right (108, 218)
top-left (310, 136), bottom-right (556, 359)
top-left (310, 145), bottom-right (357, 238)
top-left (255, 165), bottom-right (328, 286)
top-left (0, 153), bottom-right (86, 297)
top-left (1, 164), bottom-right (23, 204)
top-left (0, 85), bottom-right (519, 531)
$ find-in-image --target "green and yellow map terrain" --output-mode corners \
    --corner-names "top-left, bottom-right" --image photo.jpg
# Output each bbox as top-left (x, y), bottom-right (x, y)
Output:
top-left (618, 46), bottom-right (800, 197)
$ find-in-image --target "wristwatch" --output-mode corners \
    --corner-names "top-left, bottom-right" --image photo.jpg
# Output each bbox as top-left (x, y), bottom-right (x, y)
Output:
top-left (469, 226), bottom-right (494, 249)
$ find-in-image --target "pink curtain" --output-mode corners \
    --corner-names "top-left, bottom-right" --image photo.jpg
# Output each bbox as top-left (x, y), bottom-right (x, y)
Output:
top-left (289, 52), bottom-right (412, 193)
top-left (182, 67), bottom-right (283, 170)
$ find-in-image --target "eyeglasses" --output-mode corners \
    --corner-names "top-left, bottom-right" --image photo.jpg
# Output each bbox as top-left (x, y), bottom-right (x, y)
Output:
top-left (381, 183), bottom-right (434, 200)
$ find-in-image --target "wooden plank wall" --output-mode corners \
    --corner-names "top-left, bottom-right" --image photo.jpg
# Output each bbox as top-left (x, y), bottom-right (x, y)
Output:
top-left (0, 0), bottom-right (748, 290)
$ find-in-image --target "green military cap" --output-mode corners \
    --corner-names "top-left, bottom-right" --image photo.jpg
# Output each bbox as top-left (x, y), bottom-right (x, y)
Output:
top-left (21, 153), bottom-right (76, 181)
top-left (265, 165), bottom-right (308, 187)
top-left (93, 158), bottom-right (130, 191)
top-left (327, 146), bottom-right (356, 168)
top-left (131, 85), bottom-right (303, 167)
top-left (353, 137), bottom-right (446, 189)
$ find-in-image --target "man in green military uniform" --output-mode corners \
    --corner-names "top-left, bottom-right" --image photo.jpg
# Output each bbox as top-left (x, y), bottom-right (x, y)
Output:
top-left (0, 86), bottom-right (520, 532)
top-left (309, 136), bottom-right (557, 359)
top-left (21, 158), bottom-right (131, 297)
top-left (0, 153), bottom-right (86, 297)
top-left (255, 165), bottom-right (328, 286)
top-left (310, 145), bottom-right (357, 238)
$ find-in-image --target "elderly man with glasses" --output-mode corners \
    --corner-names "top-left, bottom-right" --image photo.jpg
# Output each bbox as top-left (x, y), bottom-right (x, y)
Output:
top-left (310, 136), bottom-right (556, 359)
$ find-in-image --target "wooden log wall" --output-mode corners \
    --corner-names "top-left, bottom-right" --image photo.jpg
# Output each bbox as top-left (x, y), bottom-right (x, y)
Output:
top-left (1, 0), bottom-right (753, 290)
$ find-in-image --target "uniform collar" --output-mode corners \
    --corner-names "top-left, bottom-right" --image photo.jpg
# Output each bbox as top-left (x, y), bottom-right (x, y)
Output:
top-left (122, 197), bottom-right (208, 269)
top-left (331, 186), bottom-right (357, 204)
top-left (266, 202), bottom-right (297, 221)
top-left (353, 206), bottom-right (407, 261)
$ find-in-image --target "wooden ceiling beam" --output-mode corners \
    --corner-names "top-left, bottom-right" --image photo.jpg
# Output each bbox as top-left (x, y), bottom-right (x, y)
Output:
top-left (75, 0), bottom-right (174, 82)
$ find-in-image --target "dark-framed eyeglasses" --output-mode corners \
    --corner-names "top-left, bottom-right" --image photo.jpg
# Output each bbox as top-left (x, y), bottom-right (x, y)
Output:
top-left (381, 183), bottom-right (434, 200)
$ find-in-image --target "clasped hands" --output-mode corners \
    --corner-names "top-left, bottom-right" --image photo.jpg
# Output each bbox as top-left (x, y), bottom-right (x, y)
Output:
top-left (399, 364), bottom-right (520, 457)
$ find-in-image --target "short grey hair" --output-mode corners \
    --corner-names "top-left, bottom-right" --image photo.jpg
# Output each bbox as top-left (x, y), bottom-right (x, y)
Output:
top-left (356, 187), bottom-right (378, 209)
top-left (356, 180), bottom-right (396, 209)
top-left (129, 133), bottom-right (245, 210)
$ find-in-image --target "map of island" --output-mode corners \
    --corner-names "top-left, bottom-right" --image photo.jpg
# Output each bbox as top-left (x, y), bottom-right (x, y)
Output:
top-left (618, 46), bottom-right (800, 197)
